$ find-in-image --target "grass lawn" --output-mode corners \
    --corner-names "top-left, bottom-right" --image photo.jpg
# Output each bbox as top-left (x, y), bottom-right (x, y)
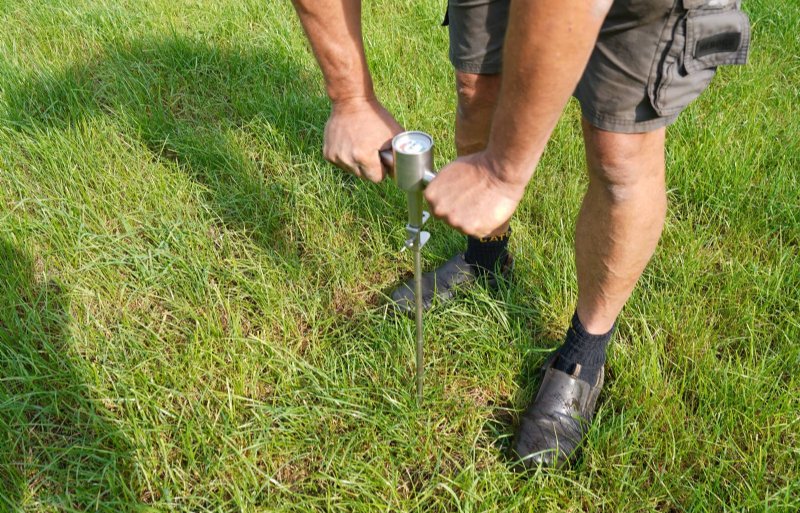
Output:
top-left (1, 0), bottom-right (798, 511)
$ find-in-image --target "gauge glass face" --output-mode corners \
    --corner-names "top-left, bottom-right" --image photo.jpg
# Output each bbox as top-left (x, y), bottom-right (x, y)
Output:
top-left (394, 132), bottom-right (432, 155)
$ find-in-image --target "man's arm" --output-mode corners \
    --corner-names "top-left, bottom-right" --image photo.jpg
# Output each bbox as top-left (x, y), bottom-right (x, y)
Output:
top-left (291, 0), bottom-right (373, 104)
top-left (292, 0), bottom-right (402, 182)
top-left (487, 0), bottom-right (613, 179)
top-left (425, 0), bottom-right (613, 237)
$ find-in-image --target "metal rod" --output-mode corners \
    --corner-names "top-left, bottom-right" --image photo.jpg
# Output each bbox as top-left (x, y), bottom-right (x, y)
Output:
top-left (384, 131), bottom-right (436, 404)
top-left (413, 237), bottom-right (424, 405)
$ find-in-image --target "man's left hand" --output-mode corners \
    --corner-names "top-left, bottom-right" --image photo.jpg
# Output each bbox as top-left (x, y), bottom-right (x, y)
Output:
top-left (424, 152), bottom-right (527, 239)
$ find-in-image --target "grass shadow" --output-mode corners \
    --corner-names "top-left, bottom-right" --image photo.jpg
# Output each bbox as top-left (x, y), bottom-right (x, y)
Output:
top-left (0, 238), bottom-right (135, 510)
top-left (2, 35), bottom-right (331, 257)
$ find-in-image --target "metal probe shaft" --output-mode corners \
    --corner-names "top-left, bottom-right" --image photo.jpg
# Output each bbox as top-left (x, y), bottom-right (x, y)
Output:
top-left (413, 237), bottom-right (424, 403)
top-left (381, 134), bottom-right (436, 405)
top-left (411, 171), bottom-right (435, 404)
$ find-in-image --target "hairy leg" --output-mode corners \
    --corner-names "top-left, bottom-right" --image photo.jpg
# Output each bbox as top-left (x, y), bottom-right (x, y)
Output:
top-left (454, 71), bottom-right (500, 155)
top-left (575, 119), bottom-right (667, 334)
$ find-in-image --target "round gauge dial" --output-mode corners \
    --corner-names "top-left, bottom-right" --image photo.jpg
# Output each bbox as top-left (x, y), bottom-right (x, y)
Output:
top-left (393, 132), bottom-right (433, 155)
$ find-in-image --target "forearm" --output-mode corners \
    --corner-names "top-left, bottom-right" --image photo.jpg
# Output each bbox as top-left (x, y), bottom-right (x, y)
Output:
top-left (486, 0), bottom-right (612, 184)
top-left (291, 0), bottom-right (374, 104)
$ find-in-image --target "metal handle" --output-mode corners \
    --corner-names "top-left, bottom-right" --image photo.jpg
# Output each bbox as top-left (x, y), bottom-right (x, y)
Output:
top-left (379, 149), bottom-right (394, 174)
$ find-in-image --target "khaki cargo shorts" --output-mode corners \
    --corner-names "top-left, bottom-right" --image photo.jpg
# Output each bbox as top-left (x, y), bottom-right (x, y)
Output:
top-left (445, 0), bottom-right (751, 133)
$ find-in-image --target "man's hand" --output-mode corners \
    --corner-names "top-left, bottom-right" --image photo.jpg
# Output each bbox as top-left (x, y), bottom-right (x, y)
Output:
top-left (424, 152), bottom-right (527, 238)
top-left (323, 97), bottom-right (403, 183)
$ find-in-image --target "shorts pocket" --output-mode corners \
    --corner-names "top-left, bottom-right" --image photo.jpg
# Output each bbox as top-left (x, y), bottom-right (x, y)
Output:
top-left (684, 9), bottom-right (750, 72)
top-left (649, 7), bottom-right (751, 117)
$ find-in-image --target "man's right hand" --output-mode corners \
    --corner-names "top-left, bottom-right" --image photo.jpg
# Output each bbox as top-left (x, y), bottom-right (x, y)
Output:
top-left (323, 97), bottom-right (403, 183)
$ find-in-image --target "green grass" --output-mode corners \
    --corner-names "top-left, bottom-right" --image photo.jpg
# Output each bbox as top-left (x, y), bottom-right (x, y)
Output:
top-left (0, 0), bottom-right (798, 511)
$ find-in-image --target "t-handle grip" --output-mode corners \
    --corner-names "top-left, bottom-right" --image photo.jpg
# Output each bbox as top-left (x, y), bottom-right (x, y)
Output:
top-left (379, 149), bottom-right (394, 177)
top-left (420, 169), bottom-right (436, 187)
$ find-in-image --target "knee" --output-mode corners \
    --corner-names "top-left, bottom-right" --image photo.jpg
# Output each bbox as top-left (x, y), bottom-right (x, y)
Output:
top-left (590, 147), bottom-right (646, 190)
top-left (585, 126), bottom-right (666, 202)
top-left (589, 151), bottom-right (660, 203)
top-left (455, 72), bottom-right (500, 119)
top-left (454, 72), bottom-right (500, 153)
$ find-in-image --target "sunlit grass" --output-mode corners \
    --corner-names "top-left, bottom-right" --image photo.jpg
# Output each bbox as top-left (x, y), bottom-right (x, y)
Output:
top-left (0, 0), bottom-right (797, 511)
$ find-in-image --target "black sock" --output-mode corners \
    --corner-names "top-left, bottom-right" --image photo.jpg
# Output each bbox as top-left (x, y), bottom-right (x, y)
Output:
top-left (464, 228), bottom-right (511, 273)
top-left (552, 312), bottom-right (614, 385)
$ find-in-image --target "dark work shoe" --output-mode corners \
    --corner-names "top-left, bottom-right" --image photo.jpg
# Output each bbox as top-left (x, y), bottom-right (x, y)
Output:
top-left (390, 253), bottom-right (513, 316)
top-left (512, 354), bottom-right (604, 469)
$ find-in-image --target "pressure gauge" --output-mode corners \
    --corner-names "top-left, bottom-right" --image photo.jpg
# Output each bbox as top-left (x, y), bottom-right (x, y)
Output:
top-left (393, 131), bottom-right (433, 156)
top-left (391, 131), bottom-right (435, 194)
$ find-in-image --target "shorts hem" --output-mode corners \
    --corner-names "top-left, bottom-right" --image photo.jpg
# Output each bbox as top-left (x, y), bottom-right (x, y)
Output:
top-left (578, 100), bottom-right (679, 134)
top-left (449, 56), bottom-right (502, 75)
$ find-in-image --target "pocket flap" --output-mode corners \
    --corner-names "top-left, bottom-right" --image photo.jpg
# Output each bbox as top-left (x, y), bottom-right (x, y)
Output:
top-left (684, 9), bottom-right (750, 73)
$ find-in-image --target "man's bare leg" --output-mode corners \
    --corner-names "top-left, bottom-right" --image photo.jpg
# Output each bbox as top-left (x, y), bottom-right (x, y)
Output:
top-left (454, 72), bottom-right (500, 156)
top-left (513, 120), bottom-right (667, 468)
top-left (576, 120), bottom-right (667, 334)
top-left (551, 120), bottom-right (667, 382)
